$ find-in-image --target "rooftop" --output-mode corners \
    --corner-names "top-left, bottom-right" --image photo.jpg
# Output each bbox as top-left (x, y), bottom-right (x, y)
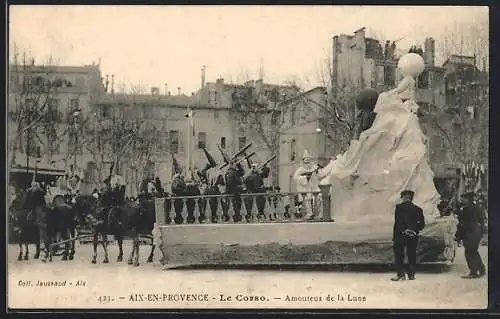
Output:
top-left (95, 93), bottom-right (212, 108)
top-left (9, 64), bottom-right (101, 74)
top-left (442, 55), bottom-right (477, 68)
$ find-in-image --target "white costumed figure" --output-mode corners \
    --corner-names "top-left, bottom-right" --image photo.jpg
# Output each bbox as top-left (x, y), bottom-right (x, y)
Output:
top-left (293, 150), bottom-right (321, 218)
top-left (318, 53), bottom-right (440, 224)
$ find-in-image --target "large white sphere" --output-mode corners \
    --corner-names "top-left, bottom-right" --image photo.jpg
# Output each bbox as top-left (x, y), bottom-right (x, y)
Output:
top-left (397, 53), bottom-right (425, 77)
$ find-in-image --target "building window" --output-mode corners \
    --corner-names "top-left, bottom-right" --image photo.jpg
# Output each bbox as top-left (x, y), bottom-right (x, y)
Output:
top-left (220, 137), bottom-right (226, 149)
top-left (335, 40), bottom-right (342, 53)
top-left (290, 139), bottom-right (296, 161)
top-left (238, 136), bottom-right (247, 150)
top-left (169, 130), bottom-right (179, 154)
top-left (198, 132), bottom-right (207, 149)
top-left (384, 66), bottom-right (395, 86)
top-left (179, 131), bottom-right (185, 153)
top-left (418, 70), bottom-right (430, 89)
top-left (377, 66), bottom-right (385, 86)
top-left (271, 112), bottom-right (279, 125)
top-left (102, 104), bottom-right (111, 118)
top-left (70, 98), bottom-right (79, 110)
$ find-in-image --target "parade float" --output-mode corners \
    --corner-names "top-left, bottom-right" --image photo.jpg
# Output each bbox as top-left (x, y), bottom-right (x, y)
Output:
top-left (153, 53), bottom-right (457, 269)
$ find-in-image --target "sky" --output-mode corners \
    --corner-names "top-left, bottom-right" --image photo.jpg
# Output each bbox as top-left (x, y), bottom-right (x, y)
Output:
top-left (9, 5), bottom-right (488, 94)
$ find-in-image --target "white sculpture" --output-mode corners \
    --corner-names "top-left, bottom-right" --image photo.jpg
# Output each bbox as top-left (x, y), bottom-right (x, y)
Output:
top-left (318, 53), bottom-right (440, 223)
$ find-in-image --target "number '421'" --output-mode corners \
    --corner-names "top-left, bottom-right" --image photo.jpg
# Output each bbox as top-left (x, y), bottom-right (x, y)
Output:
top-left (98, 296), bottom-right (113, 303)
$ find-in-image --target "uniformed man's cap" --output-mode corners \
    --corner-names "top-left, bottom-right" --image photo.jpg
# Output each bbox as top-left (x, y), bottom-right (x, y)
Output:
top-left (460, 191), bottom-right (475, 201)
top-left (400, 190), bottom-right (415, 197)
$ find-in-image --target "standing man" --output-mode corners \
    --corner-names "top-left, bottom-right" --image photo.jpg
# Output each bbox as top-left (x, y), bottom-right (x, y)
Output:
top-left (171, 171), bottom-right (187, 224)
top-left (455, 192), bottom-right (486, 278)
top-left (244, 163), bottom-right (271, 221)
top-left (391, 190), bottom-right (425, 281)
top-left (224, 160), bottom-right (245, 223)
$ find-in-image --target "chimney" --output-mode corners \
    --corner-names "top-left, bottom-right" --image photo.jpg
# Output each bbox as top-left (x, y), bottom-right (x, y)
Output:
top-left (177, 87), bottom-right (181, 95)
top-left (201, 65), bottom-right (207, 89)
top-left (111, 74), bottom-right (115, 94)
top-left (164, 83), bottom-right (168, 95)
top-left (424, 37), bottom-right (435, 66)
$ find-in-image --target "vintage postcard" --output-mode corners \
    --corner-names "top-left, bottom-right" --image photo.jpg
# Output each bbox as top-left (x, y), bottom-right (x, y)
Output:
top-left (7, 5), bottom-right (489, 310)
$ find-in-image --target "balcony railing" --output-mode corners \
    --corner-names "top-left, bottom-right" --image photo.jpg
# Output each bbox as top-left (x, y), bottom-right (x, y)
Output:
top-left (154, 185), bottom-right (332, 225)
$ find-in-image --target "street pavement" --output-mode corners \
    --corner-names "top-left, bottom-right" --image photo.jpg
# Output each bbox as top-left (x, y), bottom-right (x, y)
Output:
top-left (7, 241), bottom-right (488, 310)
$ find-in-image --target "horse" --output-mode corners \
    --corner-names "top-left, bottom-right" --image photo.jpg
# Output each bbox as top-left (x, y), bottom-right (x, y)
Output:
top-left (45, 195), bottom-right (79, 262)
top-left (127, 195), bottom-right (156, 266)
top-left (9, 190), bottom-right (41, 261)
top-left (71, 194), bottom-right (113, 264)
top-left (73, 193), bottom-right (157, 266)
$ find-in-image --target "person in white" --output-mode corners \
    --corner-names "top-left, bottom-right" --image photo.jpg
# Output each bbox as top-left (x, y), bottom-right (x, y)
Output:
top-left (293, 150), bottom-right (321, 220)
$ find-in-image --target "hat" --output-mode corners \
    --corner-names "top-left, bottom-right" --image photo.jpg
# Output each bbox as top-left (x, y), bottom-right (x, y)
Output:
top-left (460, 191), bottom-right (475, 201)
top-left (302, 150), bottom-right (312, 160)
top-left (400, 190), bottom-right (415, 198)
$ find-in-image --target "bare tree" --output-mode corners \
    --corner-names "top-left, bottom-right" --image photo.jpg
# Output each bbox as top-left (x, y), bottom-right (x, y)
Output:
top-left (8, 47), bottom-right (68, 170)
top-left (300, 51), bottom-right (360, 154)
top-left (437, 14), bottom-right (489, 69)
top-left (83, 103), bottom-right (167, 191)
top-left (231, 78), bottom-right (301, 184)
top-left (130, 83), bottom-right (148, 95)
top-left (429, 18), bottom-right (489, 169)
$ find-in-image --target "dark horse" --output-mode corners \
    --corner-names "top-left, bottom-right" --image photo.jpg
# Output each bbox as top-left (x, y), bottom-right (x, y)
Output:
top-left (73, 193), bottom-right (156, 266)
top-left (9, 189), bottom-right (41, 261)
top-left (128, 194), bottom-right (157, 266)
top-left (10, 188), bottom-right (76, 263)
top-left (46, 195), bottom-right (78, 262)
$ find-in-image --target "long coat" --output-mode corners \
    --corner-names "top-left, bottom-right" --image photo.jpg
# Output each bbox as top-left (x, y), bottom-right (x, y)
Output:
top-left (393, 200), bottom-right (425, 241)
top-left (455, 204), bottom-right (486, 241)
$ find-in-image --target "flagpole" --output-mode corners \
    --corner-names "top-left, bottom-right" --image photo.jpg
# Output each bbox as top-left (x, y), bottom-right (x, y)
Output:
top-left (186, 106), bottom-right (191, 179)
top-left (191, 111), bottom-right (195, 178)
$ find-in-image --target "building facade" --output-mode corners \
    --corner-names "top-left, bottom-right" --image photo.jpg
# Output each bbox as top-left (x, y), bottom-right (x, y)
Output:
top-left (196, 77), bottom-right (300, 187)
top-left (331, 28), bottom-right (446, 107)
top-left (8, 62), bottom-right (105, 189)
top-left (278, 87), bottom-right (330, 192)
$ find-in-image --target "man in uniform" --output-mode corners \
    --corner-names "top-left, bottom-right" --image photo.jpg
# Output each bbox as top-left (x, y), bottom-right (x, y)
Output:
top-left (455, 192), bottom-right (486, 278)
top-left (391, 190), bottom-right (425, 281)
top-left (225, 160), bottom-right (245, 223)
top-left (244, 163), bottom-right (271, 221)
top-left (171, 171), bottom-right (187, 224)
top-left (205, 168), bottom-right (226, 223)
